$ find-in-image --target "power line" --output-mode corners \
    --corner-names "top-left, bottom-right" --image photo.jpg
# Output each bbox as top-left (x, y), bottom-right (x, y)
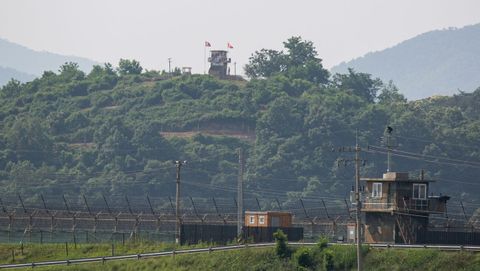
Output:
top-left (369, 145), bottom-right (480, 167)
top-left (366, 147), bottom-right (480, 169)
top-left (395, 134), bottom-right (480, 152)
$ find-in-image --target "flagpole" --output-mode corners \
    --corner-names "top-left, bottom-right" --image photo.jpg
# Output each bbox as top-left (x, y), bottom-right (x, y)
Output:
top-left (204, 45), bottom-right (206, 75)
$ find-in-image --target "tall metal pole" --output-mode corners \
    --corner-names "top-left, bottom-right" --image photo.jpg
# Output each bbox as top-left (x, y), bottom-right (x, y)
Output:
top-left (385, 126), bottom-right (394, 172)
top-left (355, 132), bottom-right (363, 271)
top-left (387, 132), bottom-right (391, 172)
top-left (168, 58), bottom-right (172, 74)
top-left (175, 160), bottom-right (185, 244)
top-left (237, 148), bottom-right (244, 237)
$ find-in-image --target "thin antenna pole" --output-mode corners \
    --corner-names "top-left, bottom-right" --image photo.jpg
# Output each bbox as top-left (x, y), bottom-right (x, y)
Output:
top-left (387, 132), bottom-right (391, 172)
top-left (385, 126), bottom-right (394, 172)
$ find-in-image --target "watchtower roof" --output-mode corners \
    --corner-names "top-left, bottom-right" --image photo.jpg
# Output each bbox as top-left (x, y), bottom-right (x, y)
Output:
top-left (360, 172), bottom-right (434, 182)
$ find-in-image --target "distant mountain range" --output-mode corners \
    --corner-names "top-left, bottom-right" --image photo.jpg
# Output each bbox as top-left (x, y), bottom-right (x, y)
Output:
top-left (0, 66), bottom-right (35, 85)
top-left (331, 23), bottom-right (480, 100)
top-left (0, 38), bottom-right (99, 86)
top-left (3, 23), bottom-right (480, 99)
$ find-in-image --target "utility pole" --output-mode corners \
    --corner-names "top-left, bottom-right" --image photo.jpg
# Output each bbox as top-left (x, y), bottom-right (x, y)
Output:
top-left (175, 160), bottom-right (186, 244)
top-left (354, 136), bottom-right (362, 271)
top-left (336, 131), bottom-right (365, 271)
top-left (237, 148), bottom-right (245, 237)
top-left (168, 58), bottom-right (172, 74)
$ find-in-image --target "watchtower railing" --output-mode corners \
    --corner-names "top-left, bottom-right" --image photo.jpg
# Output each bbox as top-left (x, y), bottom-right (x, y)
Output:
top-left (362, 198), bottom-right (430, 213)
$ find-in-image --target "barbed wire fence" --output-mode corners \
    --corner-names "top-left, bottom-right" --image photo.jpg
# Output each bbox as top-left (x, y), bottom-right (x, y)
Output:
top-left (0, 193), bottom-right (478, 245)
top-left (0, 193), bottom-right (357, 244)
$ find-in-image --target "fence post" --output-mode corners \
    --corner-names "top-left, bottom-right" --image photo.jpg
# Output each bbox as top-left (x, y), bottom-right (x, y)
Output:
top-left (111, 242), bottom-right (115, 256)
top-left (11, 250), bottom-right (14, 262)
top-left (20, 242), bottom-right (23, 255)
top-left (65, 242), bottom-right (69, 257)
top-left (73, 232), bottom-right (77, 249)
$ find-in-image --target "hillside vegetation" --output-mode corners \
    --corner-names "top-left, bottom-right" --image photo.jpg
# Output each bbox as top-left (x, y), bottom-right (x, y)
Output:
top-left (0, 37), bottom-right (480, 207)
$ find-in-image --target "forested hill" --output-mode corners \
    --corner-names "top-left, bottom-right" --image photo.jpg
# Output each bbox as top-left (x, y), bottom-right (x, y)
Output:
top-left (1, 37), bottom-right (480, 207)
top-left (331, 23), bottom-right (480, 100)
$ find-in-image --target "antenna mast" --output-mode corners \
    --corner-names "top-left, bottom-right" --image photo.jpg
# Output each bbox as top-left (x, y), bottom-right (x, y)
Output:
top-left (385, 126), bottom-right (394, 172)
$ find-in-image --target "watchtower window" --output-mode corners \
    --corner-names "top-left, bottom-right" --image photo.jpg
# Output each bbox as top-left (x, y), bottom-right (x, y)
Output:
top-left (249, 216), bottom-right (255, 224)
top-left (413, 184), bottom-right (427, 199)
top-left (372, 183), bottom-right (383, 198)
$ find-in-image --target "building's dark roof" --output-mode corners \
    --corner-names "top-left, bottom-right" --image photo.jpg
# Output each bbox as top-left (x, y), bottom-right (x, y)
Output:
top-left (361, 172), bottom-right (435, 182)
top-left (244, 211), bottom-right (292, 215)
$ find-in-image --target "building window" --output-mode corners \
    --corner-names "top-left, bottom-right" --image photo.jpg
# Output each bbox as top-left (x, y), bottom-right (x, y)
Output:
top-left (372, 183), bottom-right (382, 198)
top-left (413, 184), bottom-right (427, 199)
top-left (259, 216), bottom-right (265, 225)
top-left (249, 216), bottom-right (255, 224)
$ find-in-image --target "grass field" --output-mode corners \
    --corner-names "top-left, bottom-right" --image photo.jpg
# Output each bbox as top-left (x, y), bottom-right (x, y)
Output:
top-left (1, 241), bottom-right (480, 270)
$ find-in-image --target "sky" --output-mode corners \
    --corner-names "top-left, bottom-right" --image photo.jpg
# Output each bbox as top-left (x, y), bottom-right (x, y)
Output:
top-left (1, 0), bottom-right (479, 75)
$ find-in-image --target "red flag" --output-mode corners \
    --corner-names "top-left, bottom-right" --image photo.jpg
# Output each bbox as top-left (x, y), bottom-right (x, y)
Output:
top-left (227, 42), bottom-right (233, 49)
top-left (205, 41), bottom-right (211, 47)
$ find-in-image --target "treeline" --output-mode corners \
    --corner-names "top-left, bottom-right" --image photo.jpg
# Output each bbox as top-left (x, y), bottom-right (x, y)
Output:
top-left (0, 37), bottom-right (479, 205)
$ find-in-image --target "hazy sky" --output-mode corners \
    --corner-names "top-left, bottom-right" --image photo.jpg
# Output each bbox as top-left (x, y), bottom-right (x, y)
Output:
top-left (1, 0), bottom-right (479, 74)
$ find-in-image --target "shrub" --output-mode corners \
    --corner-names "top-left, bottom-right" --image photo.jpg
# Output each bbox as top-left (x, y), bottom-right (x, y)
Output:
top-left (317, 236), bottom-right (329, 251)
top-left (273, 229), bottom-right (290, 259)
top-left (293, 247), bottom-right (314, 269)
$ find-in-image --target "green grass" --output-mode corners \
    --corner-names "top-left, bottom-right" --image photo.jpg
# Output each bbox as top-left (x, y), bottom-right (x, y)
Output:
top-left (0, 241), bottom-right (205, 265)
top-left (1, 244), bottom-right (294, 271)
top-left (364, 248), bottom-right (480, 271)
top-left (1, 242), bottom-right (480, 271)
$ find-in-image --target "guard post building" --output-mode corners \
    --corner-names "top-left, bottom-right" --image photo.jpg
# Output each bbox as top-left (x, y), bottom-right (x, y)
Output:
top-left (361, 172), bottom-right (449, 244)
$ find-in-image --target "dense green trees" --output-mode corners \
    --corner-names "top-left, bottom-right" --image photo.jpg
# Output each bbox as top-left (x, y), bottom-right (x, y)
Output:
top-left (117, 59), bottom-right (143, 75)
top-left (0, 42), bottom-right (479, 206)
top-left (245, 36), bottom-right (329, 84)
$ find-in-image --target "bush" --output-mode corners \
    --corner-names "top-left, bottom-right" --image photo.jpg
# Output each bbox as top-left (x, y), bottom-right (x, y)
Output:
top-left (293, 247), bottom-right (314, 269)
top-left (273, 229), bottom-right (290, 259)
top-left (317, 236), bottom-right (329, 251)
